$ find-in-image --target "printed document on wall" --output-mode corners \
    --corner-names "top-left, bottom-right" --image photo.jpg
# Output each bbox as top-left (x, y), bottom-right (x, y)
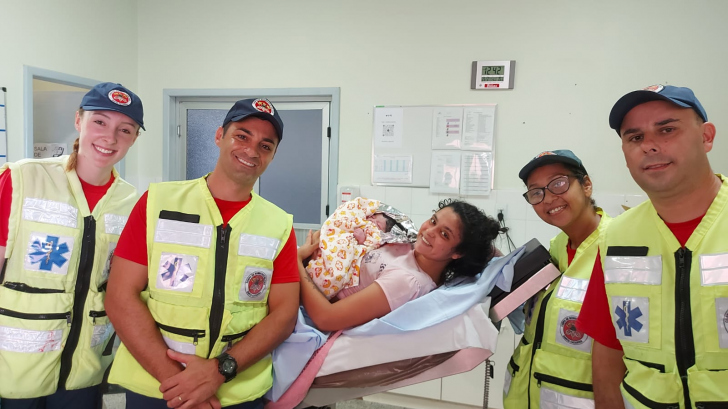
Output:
top-left (462, 105), bottom-right (496, 151)
top-left (374, 108), bottom-right (404, 148)
top-left (373, 155), bottom-right (413, 184)
top-left (430, 151), bottom-right (461, 195)
top-left (431, 107), bottom-right (463, 149)
top-left (461, 152), bottom-right (493, 196)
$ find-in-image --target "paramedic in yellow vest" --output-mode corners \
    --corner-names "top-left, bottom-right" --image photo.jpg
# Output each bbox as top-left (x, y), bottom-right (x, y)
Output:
top-left (503, 150), bottom-right (610, 409)
top-left (577, 85), bottom-right (728, 408)
top-left (105, 98), bottom-right (300, 409)
top-left (0, 82), bottom-right (144, 409)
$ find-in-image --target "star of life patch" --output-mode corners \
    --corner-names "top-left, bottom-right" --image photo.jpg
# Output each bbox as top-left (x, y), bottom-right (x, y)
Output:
top-left (556, 308), bottom-right (592, 353)
top-left (100, 242), bottom-right (117, 284)
top-left (716, 297), bottom-right (728, 349)
top-left (156, 252), bottom-right (198, 293)
top-left (24, 232), bottom-right (74, 275)
top-left (239, 266), bottom-right (272, 302)
top-left (108, 90), bottom-right (131, 106)
top-left (612, 296), bottom-right (650, 344)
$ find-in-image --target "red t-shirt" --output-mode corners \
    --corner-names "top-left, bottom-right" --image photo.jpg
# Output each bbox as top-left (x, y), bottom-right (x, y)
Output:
top-left (0, 168), bottom-right (114, 246)
top-left (576, 215), bottom-right (704, 350)
top-left (114, 191), bottom-right (299, 285)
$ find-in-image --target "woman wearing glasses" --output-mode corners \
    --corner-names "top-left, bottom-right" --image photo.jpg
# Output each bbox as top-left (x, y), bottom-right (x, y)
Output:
top-left (503, 150), bottom-right (610, 409)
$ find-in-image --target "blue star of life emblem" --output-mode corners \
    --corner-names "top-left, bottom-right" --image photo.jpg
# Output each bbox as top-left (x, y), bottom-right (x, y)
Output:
top-left (615, 299), bottom-right (644, 337)
top-left (28, 235), bottom-right (70, 271)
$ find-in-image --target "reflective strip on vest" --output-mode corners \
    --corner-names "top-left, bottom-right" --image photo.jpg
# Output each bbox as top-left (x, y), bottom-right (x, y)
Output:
top-left (555, 276), bottom-right (589, 303)
top-left (503, 368), bottom-right (512, 396)
top-left (604, 256), bottom-right (662, 285)
top-left (716, 297), bottom-right (728, 349)
top-left (163, 335), bottom-right (196, 355)
top-left (540, 386), bottom-right (594, 409)
top-left (700, 252), bottom-right (728, 286)
top-left (104, 214), bottom-right (128, 235)
top-left (154, 219), bottom-right (213, 248)
top-left (622, 396), bottom-right (637, 409)
top-left (238, 234), bottom-right (281, 260)
top-left (22, 198), bottom-right (78, 228)
top-left (0, 326), bottom-right (63, 353)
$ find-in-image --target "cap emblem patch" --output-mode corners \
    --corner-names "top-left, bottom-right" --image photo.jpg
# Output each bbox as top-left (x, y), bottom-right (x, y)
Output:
top-left (252, 99), bottom-right (274, 115)
top-left (108, 90), bottom-right (131, 106)
top-left (536, 151), bottom-right (556, 158)
top-left (643, 84), bottom-right (664, 93)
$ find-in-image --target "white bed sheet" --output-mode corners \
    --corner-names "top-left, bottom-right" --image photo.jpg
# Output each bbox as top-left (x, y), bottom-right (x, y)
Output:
top-left (297, 300), bottom-right (499, 407)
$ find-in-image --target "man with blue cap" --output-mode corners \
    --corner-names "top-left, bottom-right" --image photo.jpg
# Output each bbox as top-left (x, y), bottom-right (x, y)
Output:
top-left (106, 98), bottom-right (300, 408)
top-left (577, 85), bottom-right (728, 408)
top-left (0, 82), bottom-right (145, 408)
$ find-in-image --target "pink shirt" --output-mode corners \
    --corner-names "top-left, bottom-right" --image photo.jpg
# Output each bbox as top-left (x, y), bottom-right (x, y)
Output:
top-left (335, 243), bottom-right (437, 311)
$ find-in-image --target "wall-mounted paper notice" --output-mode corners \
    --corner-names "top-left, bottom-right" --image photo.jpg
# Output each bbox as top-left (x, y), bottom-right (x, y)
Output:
top-left (430, 151), bottom-right (461, 195)
top-left (373, 155), bottom-right (413, 184)
top-left (462, 105), bottom-right (495, 151)
top-left (1, 88), bottom-right (6, 165)
top-left (431, 107), bottom-right (463, 150)
top-left (461, 151), bottom-right (493, 196)
top-left (374, 107), bottom-right (403, 148)
top-left (34, 143), bottom-right (68, 159)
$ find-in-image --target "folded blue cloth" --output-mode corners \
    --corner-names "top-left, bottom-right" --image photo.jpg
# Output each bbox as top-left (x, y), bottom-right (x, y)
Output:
top-left (265, 307), bottom-right (327, 402)
top-left (344, 245), bottom-right (525, 336)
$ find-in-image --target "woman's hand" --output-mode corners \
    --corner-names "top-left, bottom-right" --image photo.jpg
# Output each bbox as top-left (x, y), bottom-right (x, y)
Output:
top-left (297, 230), bottom-right (321, 262)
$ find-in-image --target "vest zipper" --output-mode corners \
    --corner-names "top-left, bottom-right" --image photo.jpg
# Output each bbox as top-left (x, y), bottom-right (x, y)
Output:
top-left (221, 329), bottom-right (251, 350)
top-left (0, 307), bottom-right (71, 322)
top-left (89, 310), bottom-right (107, 325)
top-left (674, 247), bottom-right (695, 408)
top-left (623, 378), bottom-right (679, 409)
top-left (156, 322), bottom-right (206, 345)
top-left (209, 224), bottom-right (231, 357)
top-left (58, 216), bottom-right (96, 390)
top-left (534, 372), bottom-right (593, 392)
top-left (527, 290), bottom-right (553, 408)
top-left (3, 282), bottom-right (65, 293)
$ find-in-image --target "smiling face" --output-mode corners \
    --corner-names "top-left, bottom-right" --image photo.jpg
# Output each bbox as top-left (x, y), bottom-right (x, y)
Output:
top-left (74, 110), bottom-right (139, 170)
top-left (620, 100), bottom-right (715, 198)
top-left (526, 163), bottom-right (593, 230)
top-left (414, 206), bottom-right (463, 263)
top-left (214, 117), bottom-right (279, 189)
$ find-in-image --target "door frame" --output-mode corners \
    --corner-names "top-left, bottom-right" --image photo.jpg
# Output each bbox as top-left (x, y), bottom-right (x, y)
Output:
top-left (163, 87), bottom-right (340, 216)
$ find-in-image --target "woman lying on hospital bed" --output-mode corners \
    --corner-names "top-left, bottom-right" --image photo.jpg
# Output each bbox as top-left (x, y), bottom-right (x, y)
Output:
top-left (296, 198), bottom-right (502, 332)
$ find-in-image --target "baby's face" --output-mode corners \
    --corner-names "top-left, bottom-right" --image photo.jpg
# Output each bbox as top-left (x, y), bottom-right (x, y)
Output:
top-left (367, 214), bottom-right (388, 231)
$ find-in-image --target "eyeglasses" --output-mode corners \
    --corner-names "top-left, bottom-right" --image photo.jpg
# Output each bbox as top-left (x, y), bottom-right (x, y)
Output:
top-left (523, 175), bottom-right (572, 205)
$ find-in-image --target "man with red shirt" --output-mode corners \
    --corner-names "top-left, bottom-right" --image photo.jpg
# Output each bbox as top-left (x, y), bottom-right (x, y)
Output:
top-left (577, 86), bottom-right (728, 408)
top-left (105, 99), bottom-right (300, 409)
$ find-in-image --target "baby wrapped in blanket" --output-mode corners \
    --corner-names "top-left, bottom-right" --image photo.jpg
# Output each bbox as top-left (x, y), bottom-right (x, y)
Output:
top-left (305, 197), bottom-right (417, 298)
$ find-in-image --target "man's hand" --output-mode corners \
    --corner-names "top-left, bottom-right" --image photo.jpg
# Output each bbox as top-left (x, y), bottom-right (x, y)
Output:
top-left (160, 349), bottom-right (225, 409)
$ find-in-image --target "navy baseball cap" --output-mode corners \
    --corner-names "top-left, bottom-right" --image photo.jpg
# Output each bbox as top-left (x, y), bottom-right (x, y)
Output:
top-left (519, 149), bottom-right (588, 184)
top-left (222, 98), bottom-right (284, 141)
top-left (80, 82), bottom-right (145, 130)
top-left (609, 85), bottom-right (707, 135)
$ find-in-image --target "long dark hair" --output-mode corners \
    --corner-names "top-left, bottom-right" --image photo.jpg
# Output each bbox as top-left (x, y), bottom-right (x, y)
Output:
top-left (438, 199), bottom-right (501, 282)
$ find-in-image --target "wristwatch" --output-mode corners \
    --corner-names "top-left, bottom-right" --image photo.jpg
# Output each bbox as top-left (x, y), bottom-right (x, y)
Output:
top-left (215, 352), bottom-right (238, 383)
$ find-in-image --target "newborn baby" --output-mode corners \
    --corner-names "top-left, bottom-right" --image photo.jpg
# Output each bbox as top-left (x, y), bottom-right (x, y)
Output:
top-left (306, 197), bottom-right (396, 299)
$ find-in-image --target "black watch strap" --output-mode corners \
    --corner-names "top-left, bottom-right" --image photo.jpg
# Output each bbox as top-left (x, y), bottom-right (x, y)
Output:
top-left (216, 352), bottom-right (238, 383)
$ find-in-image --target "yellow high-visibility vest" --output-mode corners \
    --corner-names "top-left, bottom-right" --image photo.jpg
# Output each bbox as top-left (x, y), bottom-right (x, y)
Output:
top-left (0, 156), bottom-right (136, 398)
top-left (504, 209), bottom-right (610, 409)
top-left (109, 177), bottom-right (293, 406)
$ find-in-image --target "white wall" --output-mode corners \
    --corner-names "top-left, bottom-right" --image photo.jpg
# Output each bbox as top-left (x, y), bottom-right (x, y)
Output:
top-left (0, 0), bottom-right (138, 162)
top-left (132, 0), bottom-right (728, 198)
